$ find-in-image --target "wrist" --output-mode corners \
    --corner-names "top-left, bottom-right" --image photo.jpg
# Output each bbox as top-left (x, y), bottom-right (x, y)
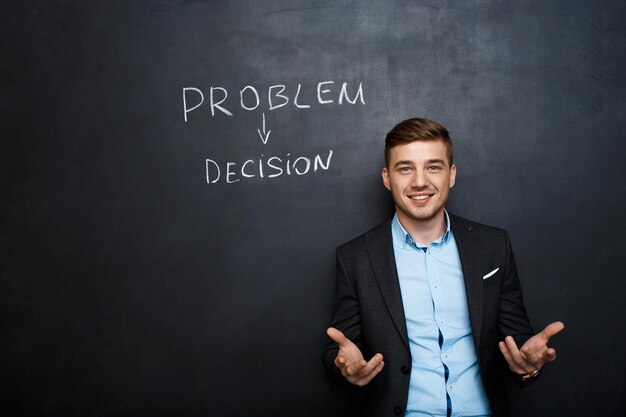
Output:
top-left (520, 369), bottom-right (540, 381)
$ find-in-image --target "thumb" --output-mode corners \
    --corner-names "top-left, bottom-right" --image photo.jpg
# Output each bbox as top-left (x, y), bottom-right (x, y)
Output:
top-left (540, 321), bottom-right (565, 340)
top-left (327, 327), bottom-right (350, 347)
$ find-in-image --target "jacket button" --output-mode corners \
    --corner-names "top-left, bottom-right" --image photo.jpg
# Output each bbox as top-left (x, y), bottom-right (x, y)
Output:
top-left (394, 406), bottom-right (403, 415)
top-left (400, 365), bottom-right (410, 374)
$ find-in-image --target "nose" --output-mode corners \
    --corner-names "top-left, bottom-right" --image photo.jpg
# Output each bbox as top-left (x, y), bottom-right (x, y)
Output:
top-left (411, 169), bottom-right (428, 188)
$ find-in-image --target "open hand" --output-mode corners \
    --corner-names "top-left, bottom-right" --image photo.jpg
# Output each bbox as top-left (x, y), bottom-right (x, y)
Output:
top-left (499, 321), bottom-right (565, 376)
top-left (327, 327), bottom-right (385, 386)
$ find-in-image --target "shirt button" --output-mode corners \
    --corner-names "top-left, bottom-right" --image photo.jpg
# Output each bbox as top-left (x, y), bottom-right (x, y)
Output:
top-left (444, 354), bottom-right (449, 359)
top-left (449, 385), bottom-right (453, 390)
top-left (433, 284), bottom-right (438, 289)
top-left (440, 321), bottom-right (444, 325)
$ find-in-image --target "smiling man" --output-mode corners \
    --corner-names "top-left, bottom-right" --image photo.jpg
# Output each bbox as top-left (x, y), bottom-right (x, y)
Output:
top-left (322, 118), bottom-right (563, 417)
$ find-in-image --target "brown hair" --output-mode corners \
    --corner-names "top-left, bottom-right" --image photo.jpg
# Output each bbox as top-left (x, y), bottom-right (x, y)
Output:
top-left (384, 118), bottom-right (453, 166)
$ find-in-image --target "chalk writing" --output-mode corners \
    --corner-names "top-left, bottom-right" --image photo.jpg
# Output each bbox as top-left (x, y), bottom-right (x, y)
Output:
top-left (183, 81), bottom-right (364, 121)
top-left (182, 80), bottom-right (364, 185)
top-left (257, 112), bottom-right (271, 144)
top-left (205, 150), bottom-right (334, 184)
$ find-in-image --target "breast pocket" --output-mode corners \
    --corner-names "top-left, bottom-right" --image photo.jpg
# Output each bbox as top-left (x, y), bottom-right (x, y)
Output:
top-left (482, 266), bottom-right (502, 289)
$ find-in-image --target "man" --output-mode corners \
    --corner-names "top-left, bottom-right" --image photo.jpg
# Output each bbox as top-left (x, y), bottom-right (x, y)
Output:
top-left (322, 118), bottom-right (563, 417)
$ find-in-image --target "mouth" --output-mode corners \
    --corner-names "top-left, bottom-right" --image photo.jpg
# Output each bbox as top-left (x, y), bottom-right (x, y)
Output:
top-left (407, 193), bottom-right (434, 204)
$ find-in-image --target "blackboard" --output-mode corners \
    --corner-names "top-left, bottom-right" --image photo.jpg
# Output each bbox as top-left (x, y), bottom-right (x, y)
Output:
top-left (2, 1), bottom-right (625, 416)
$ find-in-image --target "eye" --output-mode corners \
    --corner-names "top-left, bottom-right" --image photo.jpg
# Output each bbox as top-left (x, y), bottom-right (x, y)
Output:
top-left (427, 165), bottom-right (442, 171)
top-left (398, 167), bottom-right (413, 173)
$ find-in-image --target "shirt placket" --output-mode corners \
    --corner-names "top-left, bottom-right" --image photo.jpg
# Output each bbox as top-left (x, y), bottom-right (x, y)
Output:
top-left (426, 241), bottom-right (456, 417)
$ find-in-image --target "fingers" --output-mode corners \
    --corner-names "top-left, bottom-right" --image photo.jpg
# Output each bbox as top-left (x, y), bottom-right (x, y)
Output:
top-left (326, 326), bottom-right (385, 386)
top-left (335, 353), bottom-right (385, 386)
top-left (502, 329), bottom-right (562, 376)
top-left (354, 353), bottom-right (383, 377)
top-left (499, 340), bottom-right (521, 373)
top-left (504, 336), bottom-right (524, 363)
top-left (354, 359), bottom-right (385, 386)
top-left (521, 321), bottom-right (563, 368)
top-left (499, 336), bottom-right (535, 374)
top-left (544, 347), bottom-right (557, 362)
top-left (334, 354), bottom-right (364, 373)
top-left (327, 327), bottom-right (348, 347)
top-left (521, 344), bottom-right (538, 364)
top-left (345, 358), bottom-right (367, 376)
top-left (334, 355), bottom-right (347, 368)
top-left (539, 321), bottom-right (565, 340)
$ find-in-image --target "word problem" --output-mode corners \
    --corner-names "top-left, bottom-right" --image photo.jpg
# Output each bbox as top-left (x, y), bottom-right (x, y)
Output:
top-left (183, 81), bottom-right (364, 121)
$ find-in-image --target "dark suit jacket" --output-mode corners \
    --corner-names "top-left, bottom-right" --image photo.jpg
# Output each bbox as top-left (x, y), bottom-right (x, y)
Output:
top-left (322, 214), bottom-right (534, 417)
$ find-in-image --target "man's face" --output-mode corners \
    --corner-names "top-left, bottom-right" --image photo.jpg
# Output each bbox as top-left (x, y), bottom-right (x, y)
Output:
top-left (382, 140), bottom-right (456, 225)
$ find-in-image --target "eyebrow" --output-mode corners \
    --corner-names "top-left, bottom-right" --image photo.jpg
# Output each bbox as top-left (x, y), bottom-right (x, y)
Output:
top-left (393, 158), bottom-right (446, 168)
top-left (393, 160), bottom-right (414, 167)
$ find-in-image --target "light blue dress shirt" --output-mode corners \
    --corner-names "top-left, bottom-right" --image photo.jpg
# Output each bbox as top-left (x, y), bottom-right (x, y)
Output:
top-left (391, 212), bottom-right (490, 417)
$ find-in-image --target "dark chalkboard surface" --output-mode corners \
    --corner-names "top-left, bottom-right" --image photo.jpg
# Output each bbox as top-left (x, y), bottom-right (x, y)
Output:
top-left (2, 1), bottom-right (625, 416)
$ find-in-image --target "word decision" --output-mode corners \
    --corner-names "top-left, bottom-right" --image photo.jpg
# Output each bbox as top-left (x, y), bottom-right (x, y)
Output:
top-left (206, 151), bottom-right (334, 184)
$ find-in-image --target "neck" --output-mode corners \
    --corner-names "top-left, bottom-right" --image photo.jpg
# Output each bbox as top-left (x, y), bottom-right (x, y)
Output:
top-left (397, 210), bottom-right (446, 246)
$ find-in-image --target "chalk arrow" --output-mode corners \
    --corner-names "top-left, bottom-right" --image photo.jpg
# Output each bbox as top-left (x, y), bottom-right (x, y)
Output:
top-left (257, 112), bottom-right (271, 144)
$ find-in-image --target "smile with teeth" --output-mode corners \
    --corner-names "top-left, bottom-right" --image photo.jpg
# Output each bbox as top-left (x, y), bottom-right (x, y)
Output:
top-left (409, 193), bottom-right (433, 202)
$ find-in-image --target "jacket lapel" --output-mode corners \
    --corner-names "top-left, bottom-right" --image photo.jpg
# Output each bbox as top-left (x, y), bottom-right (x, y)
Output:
top-left (450, 215), bottom-right (484, 355)
top-left (365, 220), bottom-right (410, 352)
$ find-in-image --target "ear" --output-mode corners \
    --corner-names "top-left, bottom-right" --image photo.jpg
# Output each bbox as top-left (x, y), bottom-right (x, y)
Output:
top-left (449, 164), bottom-right (457, 188)
top-left (382, 167), bottom-right (391, 191)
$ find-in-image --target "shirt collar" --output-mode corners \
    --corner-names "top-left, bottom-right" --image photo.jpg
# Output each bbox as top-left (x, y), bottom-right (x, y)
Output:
top-left (392, 210), bottom-right (452, 250)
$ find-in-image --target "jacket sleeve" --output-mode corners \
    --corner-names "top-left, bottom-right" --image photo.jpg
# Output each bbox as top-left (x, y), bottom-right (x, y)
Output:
top-left (498, 231), bottom-right (539, 386)
top-left (498, 231), bottom-right (534, 345)
top-left (321, 247), bottom-right (367, 392)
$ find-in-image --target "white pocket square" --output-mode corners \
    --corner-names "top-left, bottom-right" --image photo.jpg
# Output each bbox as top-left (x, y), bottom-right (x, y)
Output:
top-left (482, 268), bottom-right (500, 279)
